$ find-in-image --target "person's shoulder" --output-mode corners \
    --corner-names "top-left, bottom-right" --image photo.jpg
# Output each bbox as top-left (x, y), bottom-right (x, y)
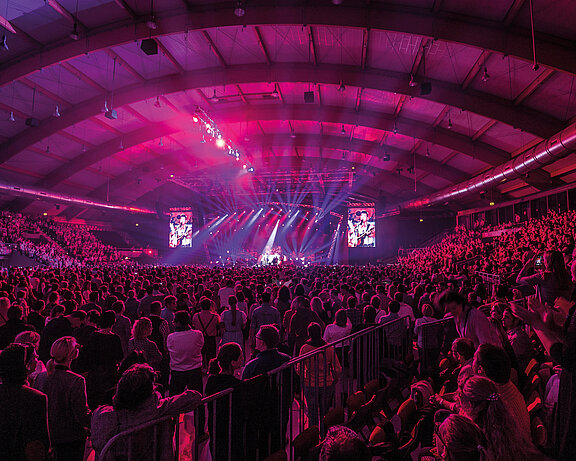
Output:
top-left (21, 384), bottom-right (47, 401)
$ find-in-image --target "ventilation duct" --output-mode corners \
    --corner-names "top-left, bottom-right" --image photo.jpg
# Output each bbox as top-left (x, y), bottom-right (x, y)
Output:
top-left (401, 121), bottom-right (576, 209)
top-left (0, 181), bottom-right (155, 215)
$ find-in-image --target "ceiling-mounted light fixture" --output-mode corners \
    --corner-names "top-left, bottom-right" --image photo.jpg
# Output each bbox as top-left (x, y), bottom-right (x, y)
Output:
top-left (409, 74), bottom-right (418, 87)
top-left (119, 139), bottom-right (124, 150)
top-left (382, 153), bottom-right (391, 161)
top-left (82, 144), bottom-right (87, 152)
top-left (53, 106), bottom-right (61, 118)
top-left (341, 125), bottom-right (346, 135)
top-left (271, 85), bottom-right (279, 98)
top-left (448, 118), bottom-right (453, 129)
top-left (8, 112), bottom-right (15, 122)
top-left (482, 67), bottom-right (490, 82)
top-left (146, 16), bottom-right (158, 29)
top-left (154, 96), bottom-right (161, 108)
top-left (200, 135), bottom-right (206, 143)
top-left (70, 23), bottom-right (79, 41)
top-left (1, 35), bottom-right (8, 51)
top-left (210, 89), bottom-right (219, 102)
top-left (159, 137), bottom-right (164, 147)
top-left (337, 80), bottom-right (346, 92)
top-left (102, 100), bottom-right (109, 113)
top-left (290, 130), bottom-right (296, 139)
top-left (234, 1), bottom-right (246, 17)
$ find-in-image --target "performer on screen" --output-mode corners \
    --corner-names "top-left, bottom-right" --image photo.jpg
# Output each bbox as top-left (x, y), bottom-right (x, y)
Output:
top-left (169, 214), bottom-right (193, 247)
top-left (348, 210), bottom-right (375, 247)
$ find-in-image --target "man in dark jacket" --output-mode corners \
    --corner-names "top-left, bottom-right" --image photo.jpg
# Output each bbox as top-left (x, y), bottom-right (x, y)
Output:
top-left (0, 305), bottom-right (35, 349)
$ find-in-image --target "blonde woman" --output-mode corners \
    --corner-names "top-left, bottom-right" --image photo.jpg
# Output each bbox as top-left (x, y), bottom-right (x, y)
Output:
top-left (128, 317), bottom-right (163, 369)
top-left (34, 336), bottom-right (91, 461)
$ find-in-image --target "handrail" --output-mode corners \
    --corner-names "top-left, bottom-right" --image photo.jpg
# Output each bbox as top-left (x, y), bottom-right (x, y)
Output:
top-left (98, 388), bottom-right (234, 460)
top-left (268, 315), bottom-right (411, 376)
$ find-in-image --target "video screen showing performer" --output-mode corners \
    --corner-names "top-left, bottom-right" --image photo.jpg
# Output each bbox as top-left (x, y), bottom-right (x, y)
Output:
top-left (348, 207), bottom-right (376, 248)
top-left (169, 210), bottom-right (193, 248)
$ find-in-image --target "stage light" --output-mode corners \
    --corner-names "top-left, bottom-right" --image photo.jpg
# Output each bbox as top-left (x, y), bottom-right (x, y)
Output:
top-left (489, 201), bottom-right (495, 206)
top-left (216, 138), bottom-right (226, 148)
top-left (170, 174), bottom-right (174, 178)
top-left (247, 167), bottom-right (255, 173)
top-left (192, 115), bottom-right (199, 123)
top-left (135, 223), bottom-right (139, 227)
top-left (242, 164), bottom-right (247, 169)
top-left (8, 112), bottom-right (15, 122)
top-left (200, 135), bottom-right (206, 143)
top-left (419, 218), bottom-right (423, 222)
top-left (53, 105), bottom-right (61, 117)
top-left (43, 212), bottom-right (48, 216)
top-left (234, 0), bottom-right (246, 17)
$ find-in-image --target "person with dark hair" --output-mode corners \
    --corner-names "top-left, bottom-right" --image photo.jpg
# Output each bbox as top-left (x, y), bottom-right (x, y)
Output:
top-left (242, 325), bottom-right (292, 458)
top-left (250, 291), bottom-right (281, 348)
top-left (147, 300), bottom-right (170, 356)
top-left (38, 304), bottom-right (73, 363)
top-left (124, 290), bottom-right (139, 323)
top-left (91, 364), bottom-right (202, 461)
top-left (298, 322), bottom-right (341, 432)
top-left (111, 300), bottom-right (131, 357)
top-left (472, 343), bottom-right (531, 444)
top-left (0, 304), bottom-right (35, 349)
top-left (275, 285), bottom-right (292, 318)
top-left (438, 289), bottom-right (499, 348)
top-left (221, 295), bottom-right (247, 347)
top-left (345, 295), bottom-right (363, 327)
top-left (34, 336), bottom-right (91, 461)
top-left (27, 300), bottom-right (46, 334)
top-left (517, 249), bottom-right (573, 306)
top-left (160, 295), bottom-right (177, 332)
top-left (77, 310), bottom-right (123, 408)
top-left (204, 343), bottom-right (244, 461)
top-left (0, 343), bottom-right (51, 461)
top-left (502, 308), bottom-right (536, 371)
top-left (319, 425), bottom-right (371, 461)
top-left (288, 295), bottom-right (325, 355)
top-left (192, 297), bottom-right (221, 369)
top-left (73, 309), bottom-right (99, 347)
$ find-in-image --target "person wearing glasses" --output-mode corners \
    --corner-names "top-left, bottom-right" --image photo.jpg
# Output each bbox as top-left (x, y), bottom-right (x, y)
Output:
top-left (34, 336), bottom-right (91, 461)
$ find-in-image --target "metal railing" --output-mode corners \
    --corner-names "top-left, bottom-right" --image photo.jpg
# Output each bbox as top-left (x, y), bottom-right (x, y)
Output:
top-left (97, 316), bottom-right (413, 461)
top-left (418, 318), bottom-right (457, 376)
top-left (475, 270), bottom-right (502, 291)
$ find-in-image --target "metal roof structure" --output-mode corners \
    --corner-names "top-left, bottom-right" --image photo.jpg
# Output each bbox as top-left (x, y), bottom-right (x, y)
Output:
top-left (0, 0), bottom-right (575, 219)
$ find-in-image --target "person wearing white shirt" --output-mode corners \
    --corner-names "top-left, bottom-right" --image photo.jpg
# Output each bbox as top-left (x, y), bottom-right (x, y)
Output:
top-left (218, 281), bottom-right (235, 310)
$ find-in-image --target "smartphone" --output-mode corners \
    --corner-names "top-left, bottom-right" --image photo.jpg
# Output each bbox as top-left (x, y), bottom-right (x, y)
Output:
top-left (534, 256), bottom-right (543, 268)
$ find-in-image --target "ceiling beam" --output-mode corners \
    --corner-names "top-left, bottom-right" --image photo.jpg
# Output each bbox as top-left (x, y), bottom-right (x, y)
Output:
top-left (461, 49), bottom-right (491, 89)
top-left (513, 68), bottom-right (555, 105)
top-left (19, 78), bottom-right (71, 108)
top-left (156, 38), bottom-right (185, 74)
top-left (46, 0), bottom-right (82, 27)
top-left (503, 0), bottom-right (527, 26)
top-left (112, 0), bottom-right (138, 19)
top-left (254, 26), bottom-right (271, 65)
top-left (3, 4), bottom-right (576, 88)
top-left (104, 49), bottom-right (144, 81)
top-left (0, 63), bottom-right (563, 164)
top-left (309, 26), bottom-right (318, 66)
top-left (202, 31), bottom-right (227, 67)
top-left (0, 14), bottom-right (16, 34)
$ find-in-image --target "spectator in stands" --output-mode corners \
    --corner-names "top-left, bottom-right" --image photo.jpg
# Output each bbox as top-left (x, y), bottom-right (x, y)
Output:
top-left (221, 295), bottom-right (247, 347)
top-left (0, 296), bottom-right (10, 327)
top-left (34, 336), bottom-right (91, 461)
top-left (0, 305), bottom-right (35, 349)
top-left (275, 285), bottom-right (292, 319)
top-left (345, 295), bottom-right (362, 328)
top-left (394, 292), bottom-right (415, 321)
top-left (192, 297), bottom-right (221, 369)
top-left (14, 330), bottom-right (45, 384)
top-left (298, 322), bottom-right (341, 431)
top-left (0, 343), bottom-right (51, 461)
top-left (438, 290), bottom-right (499, 348)
top-left (138, 286), bottom-right (160, 318)
top-left (39, 304), bottom-right (73, 363)
top-left (205, 342), bottom-right (244, 461)
top-left (148, 300), bottom-right (170, 355)
top-left (78, 310), bottom-right (123, 408)
top-left (128, 317), bottom-right (163, 370)
top-left (250, 292), bottom-right (281, 346)
top-left (218, 279), bottom-right (235, 310)
top-left (160, 295), bottom-right (177, 332)
top-left (243, 324), bottom-right (291, 379)
top-left (73, 309), bottom-right (99, 347)
top-left (288, 295), bottom-right (325, 355)
top-left (27, 300), bottom-right (46, 334)
top-left (111, 301), bottom-right (131, 357)
top-left (435, 414), bottom-right (490, 461)
top-left (517, 249), bottom-right (573, 306)
top-left (472, 343), bottom-right (531, 443)
top-left (458, 376), bottom-right (544, 461)
top-left (502, 308), bottom-right (536, 371)
top-left (414, 303), bottom-right (436, 350)
top-left (80, 291), bottom-right (101, 313)
top-left (319, 425), bottom-right (371, 461)
top-left (124, 290), bottom-right (139, 322)
top-left (378, 299), bottom-right (400, 324)
top-left (91, 364), bottom-right (202, 461)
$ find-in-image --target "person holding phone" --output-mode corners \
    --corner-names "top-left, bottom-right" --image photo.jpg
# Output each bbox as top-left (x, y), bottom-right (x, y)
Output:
top-left (516, 250), bottom-right (573, 307)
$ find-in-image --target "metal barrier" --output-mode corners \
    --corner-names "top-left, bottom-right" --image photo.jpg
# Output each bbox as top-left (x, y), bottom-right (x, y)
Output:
top-left (475, 271), bottom-right (502, 292)
top-left (97, 317), bottom-right (413, 461)
top-left (418, 318), bottom-right (457, 376)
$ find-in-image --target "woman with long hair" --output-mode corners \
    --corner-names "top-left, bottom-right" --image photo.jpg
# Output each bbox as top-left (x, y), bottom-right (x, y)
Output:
top-left (298, 322), bottom-right (342, 433)
top-left (435, 414), bottom-right (492, 461)
top-left (458, 376), bottom-right (545, 461)
top-left (221, 295), bottom-right (247, 347)
top-left (517, 249), bottom-right (573, 306)
top-left (205, 343), bottom-right (244, 461)
top-left (34, 336), bottom-right (91, 461)
top-left (275, 285), bottom-right (291, 318)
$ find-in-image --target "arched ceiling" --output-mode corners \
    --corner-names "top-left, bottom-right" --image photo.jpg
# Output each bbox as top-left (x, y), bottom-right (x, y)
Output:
top-left (1, 0), bottom-right (576, 220)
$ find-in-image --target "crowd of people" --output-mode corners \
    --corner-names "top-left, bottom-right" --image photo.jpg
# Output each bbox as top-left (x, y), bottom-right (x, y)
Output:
top-left (0, 211), bottom-right (124, 267)
top-left (0, 208), bottom-right (575, 461)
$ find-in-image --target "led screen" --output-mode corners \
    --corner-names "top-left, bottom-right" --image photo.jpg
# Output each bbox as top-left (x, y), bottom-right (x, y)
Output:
top-left (169, 209), bottom-right (193, 248)
top-left (347, 207), bottom-right (375, 248)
